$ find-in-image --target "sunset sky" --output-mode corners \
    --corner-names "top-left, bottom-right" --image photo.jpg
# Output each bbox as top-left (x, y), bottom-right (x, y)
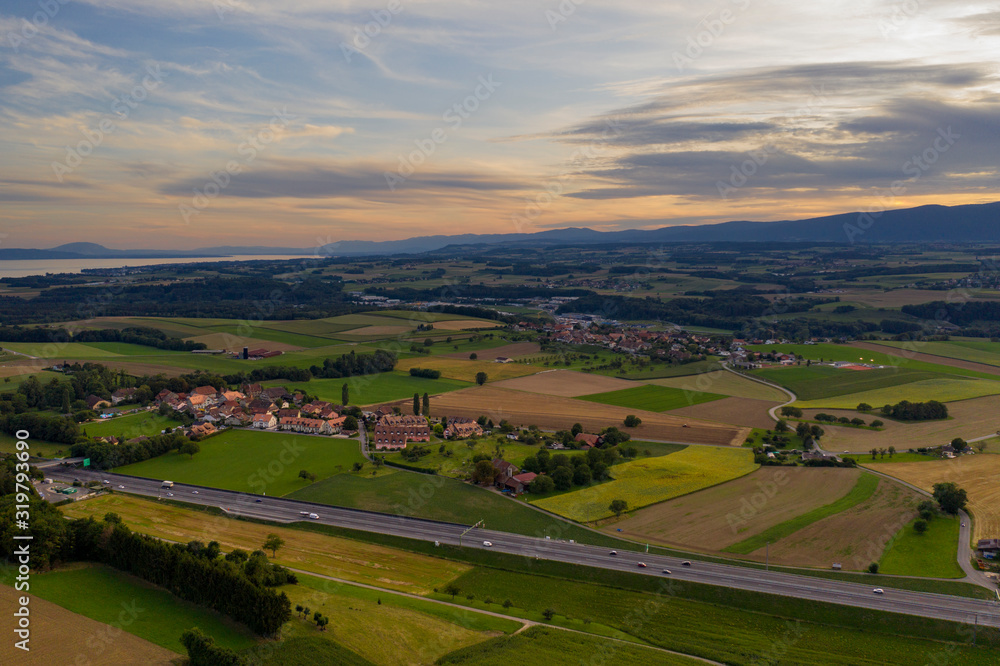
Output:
top-left (2, 0), bottom-right (999, 250)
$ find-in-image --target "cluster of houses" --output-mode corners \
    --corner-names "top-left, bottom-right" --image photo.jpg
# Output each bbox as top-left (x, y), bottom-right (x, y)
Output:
top-left (492, 458), bottom-right (537, 494)
top-left (367, 407), bottom-right (487, 450)
top-left (527, 318), bottom-right (726, 361)
top-left (154, 383), bottom-right (351, 437)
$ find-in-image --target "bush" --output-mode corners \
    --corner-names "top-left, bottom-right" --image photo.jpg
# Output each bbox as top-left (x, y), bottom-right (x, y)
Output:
top-left (181, 628), bottom-right (244, 666)
top-left (409, 367), bottom-right (442, 379)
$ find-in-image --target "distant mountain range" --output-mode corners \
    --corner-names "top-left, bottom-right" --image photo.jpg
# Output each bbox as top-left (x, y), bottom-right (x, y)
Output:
top-left (3, 202), bottom-right (998, 261)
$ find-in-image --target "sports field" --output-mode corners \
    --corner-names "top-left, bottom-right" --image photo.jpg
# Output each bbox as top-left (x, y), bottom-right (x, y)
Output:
top-left (115, 429), bottom-right (367, 496)
top-left (579, 384), bottom-right (725, 412)
top-left (871, 454), bottom-right (1000, 541)
top-left (83, 410), bottom-right (182, 438)
top-left (61, 493), bottom-right (470, 594)
top-left (531, 446), bottom-right (757, 522)
top-left (428, 386), bottom-right (746, 447)
top-left (606, 467), bottom-right (861, 551)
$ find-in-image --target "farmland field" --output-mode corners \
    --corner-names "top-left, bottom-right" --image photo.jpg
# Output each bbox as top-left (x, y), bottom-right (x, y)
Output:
top-left (751, 478), bottom-right (922, 570)
top-left (668, 397), bottom-right (780, 429)
top-left (185, 331), bottom-right (304, 352)
top-left (442, 341), bottom-right (541, 360)
top-left (115, 429), bottom-right (367, 496)
top-left (285, 574), bottom-right (516, 665)
top-left (879, 515), bottom-right (964, 578)
top-left (531, 446), bottom-right (757, 522)
top-left (82, 410), bottom-right (182, 438)
top-left (649, 369), bottom-right (789, 401)
top-left (579, 383), bottom-right (725, 412)
top-left (490, 369), bottom-right (635, 396)
top-left (0, 584), bottom-right (179, 664)
top-left (428, 386), bottom-right (746, 447)
top-left (396, 356), bottom-right (541, 383)
top-left (871, 454), bottom-right (1000, 541)
top-left (856, 340), bottom-right (1000, 374)
top-left (61, 493), bottom-right (470, 594)
top-left (0, 564), bottom-right (257, 653)
top-left (724, 473), bottom-right (880, 555)
top-left (753, 365), bottom-right (942, 401)
top-left (0, 341), bottom-right (124, 358)
top-left (438, 626), bottom-right (700, 666)
top-left (271, 371), bottom-right (472, 406)
top-left (0, 432), bottom-right (69, 458)
top-left (606, 467), bottom-right (861, 551)
top-left (793, 376), bottom-right (1000, 409)
top-left (286, 469), bottom-right (616, 543)
top-left (383, 439), bottom-right (565, 477)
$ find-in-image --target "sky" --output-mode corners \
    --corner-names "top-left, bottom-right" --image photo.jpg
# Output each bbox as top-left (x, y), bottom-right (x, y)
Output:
top-left (1, 0), bottom-right (998, 250)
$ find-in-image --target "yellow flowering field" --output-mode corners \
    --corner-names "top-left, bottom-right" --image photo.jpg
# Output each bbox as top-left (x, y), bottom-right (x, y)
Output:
top-left (532, 446), bottom-right (758, 522)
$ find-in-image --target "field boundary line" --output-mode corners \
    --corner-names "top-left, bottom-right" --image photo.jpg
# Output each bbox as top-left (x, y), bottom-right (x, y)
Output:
top-left (720, 362), bottom-right (795, 422)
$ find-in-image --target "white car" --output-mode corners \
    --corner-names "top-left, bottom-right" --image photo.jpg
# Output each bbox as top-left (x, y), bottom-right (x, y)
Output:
top-left (300, 511), bottom-right (311, 516)
top-left (662, 569), bottom-right (672, 575)
top-left (681, 561), bottom-right (692, 566)
top-left (483, 541), bottom-right (493, 547)
top-left (308, 513), bottom-right (319, 519)
top-left (166, 492), bottom-right (174, 497)
top-left (192, 490), bottom-right (199, 494)
top-left (873, 588), bottom-right (884, 595)
top-left (117, 485), bottom-right (125, 489)
top-left (102, 480), bottom-right (110, 484)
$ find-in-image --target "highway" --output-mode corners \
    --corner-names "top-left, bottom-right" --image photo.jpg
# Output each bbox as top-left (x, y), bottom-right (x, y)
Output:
top-left (46, 466), bottom-right (1000, 629)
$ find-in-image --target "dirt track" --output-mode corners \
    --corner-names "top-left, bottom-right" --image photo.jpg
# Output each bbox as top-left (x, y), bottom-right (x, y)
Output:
top-left (423, 385), bottom-right (747, 446)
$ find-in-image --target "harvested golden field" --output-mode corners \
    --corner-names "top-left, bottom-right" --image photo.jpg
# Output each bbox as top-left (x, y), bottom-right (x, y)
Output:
top-left (872, 454), bottom-right (1000, 541)
top-left (649, 370), bottom-right (789, 402)
top-left (533, 446), bottom-right (758, 522)
top-left (0, 363), bottom-right (44, 378)
top-left (667, 397), bottom-right (780, 429)
top-left (186, 331), bottom-right (303, 352)
top-left (0, 585), bottom-right (178, 664)
top-left (754, 479), bottom-right (921, 570)
top-left (432, 319), bottom-right (502, 330)
top-left (810, 394), bottom-right (1000, 453)
top-left (606, 467), bottom-right (861, 551)
top-left (62, 494), bottom-right (469, 594)
top-left (428, 386), bottom-right (747, 446)
top-left (397, 357), bottom-right (541, 383)
top-left (443, 341), bottom-right (541, 359)
top-left (491, 369), bottom-right (637, 397)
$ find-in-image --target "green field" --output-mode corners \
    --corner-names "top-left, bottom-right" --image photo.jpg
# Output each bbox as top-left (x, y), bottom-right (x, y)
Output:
top-left (83, 410), bottom-right (182, 438)
top-left (271, 371), bottom-right (472, 406)
top-left (430, 566), bottom-right (999, 665)
top-left (579, 384), bottom-right (725, 412)
top-left (438, 626), bottom-right (700, 665)
top-left (593, 358), bottom-right (726, 379)
top-left (0, 563), bottom-right (257, 653)
top-left (879, 515), bottom-right (963, 578)
top-left (0, 341), bottom-right (123, 358)
top-left (258, 636), bottom-right (374, 666)
top-left (202, 323), bottom-right (341, 348)
top-left (115, 429), bottom-right (366, 496)
top-left (0, 431), bottom-right (70, 458)
top-left (286, 469), bottom-right (619, 544)
top-left (78, 341), bottom-right (186, 356)
top-left (723, 473), bottom-right (880, 555)
top-left (753, 365), bottom-right (942, 401)
top-left (877, 339), bottom-right (1000, 368)
top-left (794, 377), bottom-right (1000, 409)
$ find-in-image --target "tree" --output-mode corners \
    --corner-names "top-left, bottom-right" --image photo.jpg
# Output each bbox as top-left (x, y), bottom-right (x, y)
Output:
top-left (422, 392), bottom-right (430, 415)
top-left (870, 419), bottom-right (884, 429)
top-left (571, 423), bottom-right (583, 436)
top-left (179, 441), bottom-right (200, 458)
top-left (262, 533), bottom-right (285, 557)
top-left (469, 353), bottom-right (477, 360)
top-left (774, 419), bottom-right (789, 433)
top-left (913, 519), bottom-right (929, 534)
top-left (795, 421), bottom-right (811, 439)
top-left (342, 382), bottom-right (349, 406)
top-left (472, 459), bottom-right (497, 485)
top-left (887, 446), bottom-right (895, 458)
top-left (444, 584), bottom-right (460, 600)
top-left (573, 464), bottom-right (592, 486)
top-left (551, 466), bottom-right (572, 491)
top-left (225, 548), bottom-right (249, 564)
top-left (610, 499), bottom-right (628, 517)
top-left (343, 415), bottom-right (358, 431)
top-left (542, 608), bottom-right (556, 621)
top-left (623, 415), bottom-right (642, 428)
top-left (475, 371), bottom-right (488, 386)
top-left (932, 482), bottom-right (968, 515)
top-left (780, 406), bottom-right (802, 417)
top-left (529, 475), bottom-right (554, 494)
top-left (950, 437), bottom-right (968, 453)
top-left (298, 469), bottom-right (316, 482)
top-left (975, 441), bottom-right (987, 453)
top-left (295, 604), bottom-right (304, 618)
top-left (868, 562), bottom-right (879, 574)
top-left (857, 402), bottom-right (872, 412)
top-left (502, 599), bottom-right (513, 609)
top-left (413, 393), bottom-right (420, 415)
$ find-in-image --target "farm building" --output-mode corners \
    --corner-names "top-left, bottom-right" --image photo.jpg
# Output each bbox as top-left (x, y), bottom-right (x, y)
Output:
top-left (373, 414), bottom-right (431, 450)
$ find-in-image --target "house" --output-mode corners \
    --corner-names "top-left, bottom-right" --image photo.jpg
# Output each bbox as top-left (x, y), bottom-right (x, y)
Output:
top-left (262, 387), bottom-right (290, 402)
top-left (801, 451), bottom-right (842, 463)
top-left (85, 394), bottom-right (111, 410)
top-left (492, 459), bottom-right (519, 484)
top-left (276, 408), bottom-right (301, 419)
top-left (247, 398), bottom-right (277, 413)
top-left (225, 413), bottom-right (249, 427)
top-left (221, 390), bottom-right (244, 402)
top-left (372, 414), bottom-right (430, 450)
top-left (187, 394), bottom-right (209, 410)
top-left (111, 388), bottom-right (137, 405)
top-left (977, 539), bottom-right (1000, 557)
top-left (574, 432), bottom-right (601, 448)
top-left (325, 416), bottom-right (348, 434)
top-left (504, 472), bottom-right (537, 494)
top-left (155, 389), bottom-right (178, 404)
top-left (443, 418), bottom-right (483, 438)
top-left (189, 422), bottom-right (217, 438)
top-left (302, 401), bottom-right (335, 417)
top-left (278, 416), bottom-right (326, 434)
top-left (241, 383), bottom-right (263, 399)
top-left (252, 413), bottom-right (277, 429)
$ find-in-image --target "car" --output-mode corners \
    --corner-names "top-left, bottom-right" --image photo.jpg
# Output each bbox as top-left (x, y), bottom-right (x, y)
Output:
top-left (681, 560), bottom-right (692, 566)
top-left (117, 485), bottom-right (125, 489)
top-left (662, 569), bottom-right (672, 575)
top-left (637, 562), bottom-right (647, 568)
top-left (308, 513), bottom-right (319, 519)
top-left (873, 588), bottom-right (884, 595)
top-left (609, 550), bottom-right (618, 556)
top-left (483, 541), bottom-right (493, 547)
top-left (545, 535), bottom-right (550, 540)
top-left (255, 499), bottom-right (263, 503)
top-left (300, 511), bottom-right (310, 516)
top-left (192, 490), bottom-right (199, 494)
top-left (166, 492), bottom-right (174, 497)
top-left (102, 480), bottom-right (110, 484)
top-left (961, 522), bottom-right (966, 527)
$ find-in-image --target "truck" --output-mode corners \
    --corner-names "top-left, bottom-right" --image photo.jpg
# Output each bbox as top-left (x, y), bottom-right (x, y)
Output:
top-left (161, 480), bottom-right (174, 489)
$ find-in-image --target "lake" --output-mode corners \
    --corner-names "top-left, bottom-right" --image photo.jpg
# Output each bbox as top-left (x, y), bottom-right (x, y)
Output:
top-left (0, 255), bottom-right (316, 279)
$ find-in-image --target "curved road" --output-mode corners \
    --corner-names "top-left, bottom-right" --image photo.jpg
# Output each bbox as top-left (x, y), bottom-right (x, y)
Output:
top-left (46, 467), bottom-right (1000, 628)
